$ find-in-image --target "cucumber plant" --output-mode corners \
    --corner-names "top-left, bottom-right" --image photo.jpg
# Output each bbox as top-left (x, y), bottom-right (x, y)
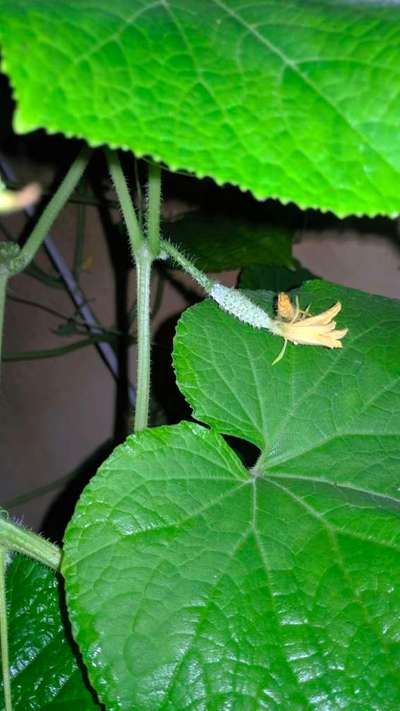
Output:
top-left (0, 1), bottom-right (400, 709)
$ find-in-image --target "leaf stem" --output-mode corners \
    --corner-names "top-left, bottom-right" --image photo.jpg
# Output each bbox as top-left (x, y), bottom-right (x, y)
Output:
top-left (0, 519), bottom-right (60, 571)
top-left (160, 240), bottom-right (271, 329)
top-left (134, 158), bottom-right (144, 229)
top-left (160, 239), bottom-right (213, 292)
top-left (150, 269), bottom-right (166, 321)
top-left (146, 163), bottom-right (162, 257)
top-left (134, 245), bottom-right (152, 431)
top-left (25, 261), bottom-right (62, 288)
top-left (2, 334), bottom-right (124, 363)
top-left (106, 149), bottom-right (143, 256)
top-left (0, 547), bottom-right (11, 711)
top-left (19, 145), bottom-right (91, 271)
top-left (2, 472), bottom-right (76, 511)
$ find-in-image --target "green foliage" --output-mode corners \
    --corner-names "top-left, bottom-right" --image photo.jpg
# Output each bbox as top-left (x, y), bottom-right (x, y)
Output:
top-left (167, 213), bottom-right (294, 271)
top-left (63, 281), bottom-right (400, 709)
top-left (1, 0), bottom-right (400, 216)
top-left (1, 556), bottom-right (99, 710)
top-left (240, 260), bottom-right (315, 292)
top-left (2, 1), bottom-right (400, 708)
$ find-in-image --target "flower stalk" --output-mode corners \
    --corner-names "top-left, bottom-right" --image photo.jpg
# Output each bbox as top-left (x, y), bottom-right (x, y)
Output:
top-left (0, 518), bottom-right (60, 571)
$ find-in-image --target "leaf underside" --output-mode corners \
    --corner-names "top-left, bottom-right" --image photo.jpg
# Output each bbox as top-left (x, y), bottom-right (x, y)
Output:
top-left (239, 260), bottom-right (316, 292)
top-left (166, 213), bottom-right (294, 272)
top-left (1, 0), bottom-right (400, 216)
top-left (64, 281), bottom-right (400, 710)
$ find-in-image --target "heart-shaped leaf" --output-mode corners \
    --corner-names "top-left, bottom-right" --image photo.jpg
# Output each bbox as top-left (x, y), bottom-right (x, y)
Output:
top-left (1, 1), bottom-right (400, 216)
top-left (63, 280), bottom-right (400, 709)
top-left (1, 555), bottom-right (99, 710)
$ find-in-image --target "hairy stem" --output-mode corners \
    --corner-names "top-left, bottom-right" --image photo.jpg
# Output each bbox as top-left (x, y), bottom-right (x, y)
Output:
top-left (2, 472), bottom-right (76, 511)
top-left (160, 240), bottom-right (271, 330)
top-left (160, 239), bottom-right (213, 292)
top-left (3, 334), bottom-right (123, 363)
top-left (0, 519), bottom-right (60, 571)
top-left (134, 245), bottom-right (153, 431)
top-left (0, 547), bottom-right (11, 711)
top-left (134, 158), bottom-right (144, 229)
top-left (19, 145), bottom-right (91, 271)
top-left (146, 163), bottom-right (162, 257)
top-left (106, 149), bottom-right (143, 256)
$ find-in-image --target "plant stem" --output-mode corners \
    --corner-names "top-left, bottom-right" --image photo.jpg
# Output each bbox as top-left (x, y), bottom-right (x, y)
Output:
top-left (134, 245), bottom-right (152, 431)
top-left (2, 471), bottom-right (77, 511)
top-left (19, 145), bottom-right (91, 271)
top-left (147, 163), bottom-right (161, 257)
top-left (160, 239), bottom-right (213, 292)
top-left (42, 234), bottom-right (137, 409)
top-left (106, 149), bottom-right (143, 256)
top-left (160, 240), bottom-right (271, 330)
top-left (0, 547), bottom-right (12, 711)
top-left (2, 334), bottom-right (125, 363)
top-left (0, 519), bottom-right (60, 571)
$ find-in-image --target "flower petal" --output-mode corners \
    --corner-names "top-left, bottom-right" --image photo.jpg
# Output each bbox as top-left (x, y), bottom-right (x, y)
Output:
top-left (295, 301), bottom-right (342, 326)
top-left (270, 298), bottom-right (348, 350)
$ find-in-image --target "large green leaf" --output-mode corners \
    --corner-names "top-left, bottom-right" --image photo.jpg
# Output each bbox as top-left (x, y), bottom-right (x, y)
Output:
top-left (1, 556), bottom-right (99, 710)
top-left (166, 213), bottom-right (294, 271)
top-left (63, 281), bottom-right (400, 709)
top-left (1, 1), bottom-right (400, 216)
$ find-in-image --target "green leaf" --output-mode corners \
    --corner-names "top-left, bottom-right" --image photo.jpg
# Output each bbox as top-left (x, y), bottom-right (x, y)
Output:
top-left (166, 213), bottom-right (294, 272)
top-left (2, 556), bottom-right (99, 710)
top-left (239, 260), bottom-right (316, 292)
top-left (1, 1), bottom-right (400, 216)
top-left (63, 280), bottom-right (400, 709)
top-left (174, 281), bottom-right (400, 450)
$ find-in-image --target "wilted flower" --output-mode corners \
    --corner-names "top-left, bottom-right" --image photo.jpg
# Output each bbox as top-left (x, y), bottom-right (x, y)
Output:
top-left (276, 292), bottom-right (297, 321)
top-left (270, 293), bottom-right (348, 364)
top-left (0, 182), bottom-right (41, 214)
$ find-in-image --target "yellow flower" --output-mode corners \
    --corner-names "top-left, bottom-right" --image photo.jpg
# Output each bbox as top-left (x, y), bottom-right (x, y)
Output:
top-left (270, 294), bottom-right (348, 364)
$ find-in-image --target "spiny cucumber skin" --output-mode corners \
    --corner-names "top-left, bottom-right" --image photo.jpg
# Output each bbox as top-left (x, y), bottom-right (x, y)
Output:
top-left (210, 284), bottom-right (271, 330)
